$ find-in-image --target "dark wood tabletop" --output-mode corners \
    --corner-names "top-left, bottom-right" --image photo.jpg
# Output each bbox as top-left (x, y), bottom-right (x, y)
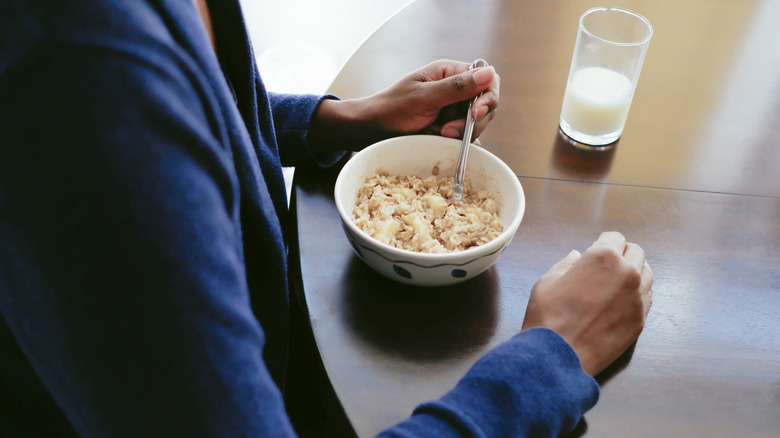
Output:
top-left (292, 0), bottom-right (780, 436)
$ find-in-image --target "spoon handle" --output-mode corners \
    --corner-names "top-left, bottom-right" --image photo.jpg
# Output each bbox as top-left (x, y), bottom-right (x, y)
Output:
top-left (453, 58), bottom-right (489, 202)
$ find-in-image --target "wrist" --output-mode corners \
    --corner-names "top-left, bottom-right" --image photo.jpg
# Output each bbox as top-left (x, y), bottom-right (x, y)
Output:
top-left (308, 97), bottom-right (387, 153)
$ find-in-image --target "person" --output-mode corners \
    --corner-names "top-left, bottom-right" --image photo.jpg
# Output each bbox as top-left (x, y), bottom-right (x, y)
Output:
top-left (0, 0), bottom-right (653, 437)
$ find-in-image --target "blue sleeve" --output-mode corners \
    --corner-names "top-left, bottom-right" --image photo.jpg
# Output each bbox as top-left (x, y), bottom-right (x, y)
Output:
top-left (378, 328), bottom-right (600, 437)
top-left (268, 92), bottom-right (347, 168)
top-left (0, 41), bottom-right (297, 437)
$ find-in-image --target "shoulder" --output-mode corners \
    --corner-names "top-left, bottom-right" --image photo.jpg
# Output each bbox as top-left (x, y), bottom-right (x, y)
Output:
top-left (0, 0), bottom-right (229, 153)
top-left (1, 0), bottom-right (211, 101)
top-left (1, 0), bottom-right (168, 63)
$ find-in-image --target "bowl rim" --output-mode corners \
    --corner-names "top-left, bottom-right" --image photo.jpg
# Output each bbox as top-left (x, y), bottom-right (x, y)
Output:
top-left (334, 135), bottom-right (525, 261)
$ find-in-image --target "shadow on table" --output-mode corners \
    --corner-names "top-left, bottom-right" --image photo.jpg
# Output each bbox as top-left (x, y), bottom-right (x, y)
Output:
top-left (559, 344), bottom-right (637, 438)
top-left (549, 129), bottom-right (618, 181)
top-left (294, 154), bottom-right (349, 200)
top-left (342, 256), bottom-right (499, 363)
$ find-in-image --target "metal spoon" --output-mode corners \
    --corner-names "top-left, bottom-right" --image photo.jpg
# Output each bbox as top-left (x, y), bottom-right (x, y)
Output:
top-left (452, 58), bottom-right (489, 202)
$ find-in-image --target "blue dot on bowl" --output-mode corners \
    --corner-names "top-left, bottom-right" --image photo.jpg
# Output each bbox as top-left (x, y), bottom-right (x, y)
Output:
top-left (393, 264), bottom-right (412, 279)
top-left (451, 269), bottom-right (467, 278)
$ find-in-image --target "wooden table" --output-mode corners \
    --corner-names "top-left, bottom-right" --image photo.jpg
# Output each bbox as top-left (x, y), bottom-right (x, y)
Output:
top-left (292, 0), bottom-right (780, 436)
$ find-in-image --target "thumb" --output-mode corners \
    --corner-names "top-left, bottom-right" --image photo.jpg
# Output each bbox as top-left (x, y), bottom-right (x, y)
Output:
top-left (424, 66), bottom-right (495, 108)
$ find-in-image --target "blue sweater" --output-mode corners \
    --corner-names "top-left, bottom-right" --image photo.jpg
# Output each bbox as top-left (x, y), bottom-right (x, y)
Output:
top-left (0, 0), bottom-right (598, 436)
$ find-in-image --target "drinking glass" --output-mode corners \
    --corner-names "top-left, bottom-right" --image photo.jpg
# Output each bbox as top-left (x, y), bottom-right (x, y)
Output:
top-left (559, 7), bottom-right (653, 146)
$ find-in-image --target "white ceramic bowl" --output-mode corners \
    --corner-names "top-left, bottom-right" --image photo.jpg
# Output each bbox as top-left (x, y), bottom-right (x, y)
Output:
top-left (334, 135), bottom-right (525, 287)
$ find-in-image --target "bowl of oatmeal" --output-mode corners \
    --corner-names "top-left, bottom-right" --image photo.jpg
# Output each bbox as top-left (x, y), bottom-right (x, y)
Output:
top-left (334, 135), bottom-right (525, 286)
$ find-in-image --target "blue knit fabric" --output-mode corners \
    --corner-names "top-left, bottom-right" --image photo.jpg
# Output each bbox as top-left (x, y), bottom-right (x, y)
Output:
top-left (0, 0), bottom-right (598, 436)
top-left (381, 329), bottom-right (599, 437)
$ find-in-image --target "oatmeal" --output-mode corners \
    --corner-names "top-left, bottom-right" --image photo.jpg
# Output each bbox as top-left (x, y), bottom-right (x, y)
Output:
top-left (352, 169), bottom-right (503, 253)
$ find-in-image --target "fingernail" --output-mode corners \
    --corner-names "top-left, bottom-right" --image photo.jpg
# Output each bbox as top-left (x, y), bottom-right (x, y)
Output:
top-left (474, 105), bottom-right (488, 120)
top-left (442, 126), bottom-right (460, 138)
top-left (472, 66), bottom-right (494, 86)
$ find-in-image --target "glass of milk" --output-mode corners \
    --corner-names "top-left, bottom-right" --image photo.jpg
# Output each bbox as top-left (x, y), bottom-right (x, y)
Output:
top-left (559, 7), bottom-right (653, 146)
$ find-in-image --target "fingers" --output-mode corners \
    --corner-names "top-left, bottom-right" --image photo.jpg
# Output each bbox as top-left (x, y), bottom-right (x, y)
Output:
top-left (623, 242), bottom-right (646, 271)
top-left (438, 82), bottom-right (499, 141)
top-left (472, 70), bottom-right (499, 121)
top-left (419, 59), bottom-right (471, 79)
top-left (440, 119), bottom-right (465, 138)
top-left (594, 231), bottom-right (654, 317)
top-left (470, 68), bottom-right (499, 141)
top-left (591, 232), bottom-right (646, 269)
top-left (470, 105), bottom-right (498, 140)
top-left (591, 231), bottom-right (627, 252)
top-left (422, 66), bottom-right (499, 114)
top-left (440, 114), bottom-right (495, 142)
top-left (627, 244), bottom-right (653, 317)
top-left (641, 260), bottom-right (654, 316)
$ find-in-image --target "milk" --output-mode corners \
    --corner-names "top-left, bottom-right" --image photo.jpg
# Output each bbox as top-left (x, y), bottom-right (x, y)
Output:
top-left (560, 66), bottom-right (634, 144)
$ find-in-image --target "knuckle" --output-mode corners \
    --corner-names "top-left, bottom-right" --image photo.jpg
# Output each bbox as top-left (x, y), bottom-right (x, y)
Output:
top-left (589, 245), bottom-right (621, 266)
top-left (623, 264), bottom-right (643, 288)
top-left (645, 262), bottom-right (655, 282)
top-left (632, 318), bottom-right (646, 338)
top-left (625, 241), bottom-right (642, 254)
top-left (450, 75), bottom-right (468, 92)
top-left (484, 93), bottom-right (499, 113)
